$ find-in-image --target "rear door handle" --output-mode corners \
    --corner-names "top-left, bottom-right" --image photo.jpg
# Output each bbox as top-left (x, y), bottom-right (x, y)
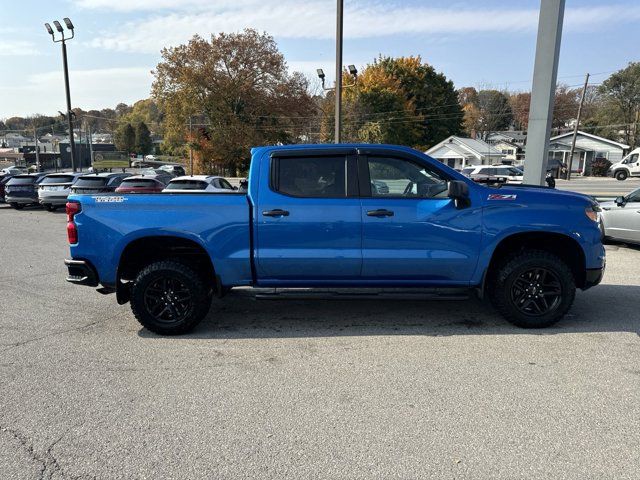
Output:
top-left (366, 209), bottom-right (394, 217)
top-left (262, 209), bottom-right (290, 217)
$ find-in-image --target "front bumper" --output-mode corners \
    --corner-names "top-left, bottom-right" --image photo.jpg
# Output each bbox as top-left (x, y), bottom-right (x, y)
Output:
top-left (583, 264), bottom-right (605, 289)
top-left (64, 259), bottom-right (99, 287)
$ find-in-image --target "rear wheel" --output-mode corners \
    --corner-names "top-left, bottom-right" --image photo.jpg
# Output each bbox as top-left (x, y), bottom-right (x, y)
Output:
top-left (130, 260), bottom-right (211, 335)
top-left (10, 203), bottom-right (23, 210)
top-left (490, 250), bottom-right (575, 328)
top-left (615, 170), bottom-right (628, 181)
top-left (44, 204), bottom-right (56, 212)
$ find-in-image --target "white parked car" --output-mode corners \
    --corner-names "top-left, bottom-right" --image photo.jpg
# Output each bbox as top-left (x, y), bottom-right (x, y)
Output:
top-left (461, 165), bottom-right (524, 184)
top-left (163, 175), bottom-right (237, 193)
top-left (600, 186), bottom-right (640, 244)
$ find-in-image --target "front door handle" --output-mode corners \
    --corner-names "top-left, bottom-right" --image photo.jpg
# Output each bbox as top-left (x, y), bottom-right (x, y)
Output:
top-left (366, 209), bottom-right (394, 217)
top-left (262, 209), bottom-right (290, 217)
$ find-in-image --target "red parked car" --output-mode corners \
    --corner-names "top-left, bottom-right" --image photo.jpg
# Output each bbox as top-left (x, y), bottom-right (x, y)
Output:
top-left (115, 175), bottom-right (167, 194)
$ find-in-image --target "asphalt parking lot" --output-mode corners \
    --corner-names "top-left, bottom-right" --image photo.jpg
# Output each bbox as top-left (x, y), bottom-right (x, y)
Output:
top-left (0, 204), bottom-right (639, 479)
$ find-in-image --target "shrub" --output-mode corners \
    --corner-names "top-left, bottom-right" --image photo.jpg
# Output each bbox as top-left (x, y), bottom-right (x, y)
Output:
top-left (591, 158), bottom-right (611, 177)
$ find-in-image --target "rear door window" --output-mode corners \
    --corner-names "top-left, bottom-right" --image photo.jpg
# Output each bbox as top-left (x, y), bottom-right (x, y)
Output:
top-left (273, 156), bottom-right (347, 197)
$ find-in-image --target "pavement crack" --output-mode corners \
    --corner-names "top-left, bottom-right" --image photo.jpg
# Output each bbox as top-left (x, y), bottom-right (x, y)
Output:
top-left (0, 425), bottom-right (66, 479)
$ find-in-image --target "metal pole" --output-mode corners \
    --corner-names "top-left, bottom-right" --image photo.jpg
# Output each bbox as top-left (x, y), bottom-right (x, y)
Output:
top-left (61, 40), bottom-right (77, 172)
top-left (566, 72), bottom-right (589, 181)
top-left (334, 0), bottom-right (343, 144)
top-left (188, 115), bottom-right (194, 175)
top-left (88, 122), bottom-right (94, 170)
top-left (522, 0), bottom-right (565, 186)
top-left (34, 126), bottom-right (41, 172)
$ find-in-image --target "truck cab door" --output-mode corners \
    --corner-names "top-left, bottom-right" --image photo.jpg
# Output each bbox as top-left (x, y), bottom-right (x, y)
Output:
top-left (359, 154), bottom-right (481, 284)
top-left (255, 153), bottom-right (362, 282)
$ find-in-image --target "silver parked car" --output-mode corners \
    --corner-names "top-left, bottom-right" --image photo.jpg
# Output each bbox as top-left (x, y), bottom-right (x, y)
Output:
top-left (38, 172), bottom-right (85, 211)
top-left (600, 186), bottom-right (640, 244)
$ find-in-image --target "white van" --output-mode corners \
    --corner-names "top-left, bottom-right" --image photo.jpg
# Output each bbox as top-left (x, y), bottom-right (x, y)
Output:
top-left (609, 147), bottom-right (640, 181)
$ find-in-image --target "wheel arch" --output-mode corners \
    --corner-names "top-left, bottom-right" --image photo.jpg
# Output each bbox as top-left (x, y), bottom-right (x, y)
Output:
top-left (483, 231), bottom-right (587, 292)
top-left (116, 235), bottom-right (218, 304)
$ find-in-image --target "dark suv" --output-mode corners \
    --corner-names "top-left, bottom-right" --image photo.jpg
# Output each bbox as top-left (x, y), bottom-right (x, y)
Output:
top-left (5, 173), bottom-right (48, 209)
top-left (70, 173), bottom-right (131, 194)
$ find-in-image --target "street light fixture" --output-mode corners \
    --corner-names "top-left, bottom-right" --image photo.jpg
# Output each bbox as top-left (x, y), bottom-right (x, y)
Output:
top-left (347, 65), bottom-right (358, 78)
top-left (45, 17), bottom-right (77, 171)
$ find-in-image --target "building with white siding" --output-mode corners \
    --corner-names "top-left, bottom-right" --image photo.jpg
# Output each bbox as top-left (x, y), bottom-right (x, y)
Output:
top-left (548, 131), bottom-right (630, 175)
top-left (425, 136), bottom-right (504, 170)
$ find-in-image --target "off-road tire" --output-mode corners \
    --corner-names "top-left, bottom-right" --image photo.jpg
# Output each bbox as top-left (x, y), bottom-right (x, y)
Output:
top-left (130, 260), bottom-right (211, 335)
top-left (489, 250), bottom-right (575, 328)
top-left (615, 170), bottom-right (628, 181)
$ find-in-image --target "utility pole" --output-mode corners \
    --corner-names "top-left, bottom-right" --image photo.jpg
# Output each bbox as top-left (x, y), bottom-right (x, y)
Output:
top-left (522, 0), bottom-right (565, 186)
top-left (566, 73), bottom-right (589, 181)
top-left (88, 121), bottom-right (94, 170)
top-left (334, 0), bottom-right (343, 144)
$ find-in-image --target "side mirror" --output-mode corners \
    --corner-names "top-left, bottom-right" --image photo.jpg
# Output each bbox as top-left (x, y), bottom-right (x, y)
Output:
top-left (448, 180), bottom-right (470, 208)
top-left (615, 196), bottom-right (625, 206)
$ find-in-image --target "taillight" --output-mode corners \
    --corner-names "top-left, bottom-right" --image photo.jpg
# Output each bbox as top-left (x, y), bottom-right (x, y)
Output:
top-left (66, 201), bottom-right (81, 244)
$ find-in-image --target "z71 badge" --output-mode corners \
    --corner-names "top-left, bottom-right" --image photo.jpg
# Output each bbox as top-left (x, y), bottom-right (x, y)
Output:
top-left (95, 196), bottom-right (127, 203)
top-left (487, 194), bottom-right (517, 201)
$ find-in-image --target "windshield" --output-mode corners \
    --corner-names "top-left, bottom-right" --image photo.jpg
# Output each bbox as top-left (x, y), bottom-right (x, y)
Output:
top-left (165, 180), bottom-right (208, 190)
top-left (40, 175), bottom-right (76, 184)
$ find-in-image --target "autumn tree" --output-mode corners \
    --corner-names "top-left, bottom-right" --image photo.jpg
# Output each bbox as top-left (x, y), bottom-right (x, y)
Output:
top-left (321, 56), bottom-right (462, 148)
top-left (509, 92), bottom-right (531, 130)
top-left (459, 88), bottom-right (513, 139)
top-left (152, 29), bottom-right (316, 173)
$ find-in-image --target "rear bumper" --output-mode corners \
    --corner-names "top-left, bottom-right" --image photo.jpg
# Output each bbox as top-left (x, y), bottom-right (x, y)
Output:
top-left (64, 259), bottom-right (99, 287)
top-left (583, 264), bottom-right (605, 290)
top-left (5, 195), bottom-right (38, 204)
top-left (39, 194), bottom-right (70, 205)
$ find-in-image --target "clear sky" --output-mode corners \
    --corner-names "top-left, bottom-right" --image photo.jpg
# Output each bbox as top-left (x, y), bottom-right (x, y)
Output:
top-left (1, 0), bottom-right (639, 119)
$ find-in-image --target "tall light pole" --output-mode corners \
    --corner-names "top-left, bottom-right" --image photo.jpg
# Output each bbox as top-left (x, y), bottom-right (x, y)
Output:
top-left (45, 18), bottom-right (77, 172)
top-left (335, 0), bottom-right (343, 144)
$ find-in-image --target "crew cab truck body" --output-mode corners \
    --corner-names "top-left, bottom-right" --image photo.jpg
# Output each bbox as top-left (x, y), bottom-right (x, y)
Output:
top-left (65, 144), bottom-right (605, 335)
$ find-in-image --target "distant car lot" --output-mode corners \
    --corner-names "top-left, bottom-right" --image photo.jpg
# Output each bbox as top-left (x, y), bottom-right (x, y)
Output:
top-left (0, 204), bottom-right (638, 478)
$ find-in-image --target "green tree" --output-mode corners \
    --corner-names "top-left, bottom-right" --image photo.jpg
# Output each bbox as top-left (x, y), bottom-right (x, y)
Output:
top-left (134, 121), bottom-right (153, 155)
top-left (114, 122), bottom-right (135, 154)
top-left (599, 62), bottom-right (640, 148)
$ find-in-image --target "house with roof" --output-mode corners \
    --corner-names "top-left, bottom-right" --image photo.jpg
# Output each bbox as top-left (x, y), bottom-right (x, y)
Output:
top-left (547, 131), bottom-right (630, 175)
top-left (425, 136), bottom-right (505, 170)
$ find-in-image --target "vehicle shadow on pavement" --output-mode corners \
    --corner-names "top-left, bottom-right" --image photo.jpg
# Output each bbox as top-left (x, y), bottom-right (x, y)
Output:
top-left (137, 284), bottom-right (640, 339)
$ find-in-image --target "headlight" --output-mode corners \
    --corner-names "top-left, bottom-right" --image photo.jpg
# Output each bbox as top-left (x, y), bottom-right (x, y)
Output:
top-left (585, 204), bottom-right (601, 222)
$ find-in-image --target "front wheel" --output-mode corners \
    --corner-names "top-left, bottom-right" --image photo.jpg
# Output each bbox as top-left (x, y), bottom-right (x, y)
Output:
top-left (130, 260), bottom-right (212, 335)
top-left (490, 250), bottom-right (575, 328)
top-left (615, 170), bottom-right (628, 181)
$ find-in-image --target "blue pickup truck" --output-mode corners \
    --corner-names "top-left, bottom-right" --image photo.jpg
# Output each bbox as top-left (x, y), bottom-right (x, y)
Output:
top-left (65, 144), bottom-right (605, 335)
